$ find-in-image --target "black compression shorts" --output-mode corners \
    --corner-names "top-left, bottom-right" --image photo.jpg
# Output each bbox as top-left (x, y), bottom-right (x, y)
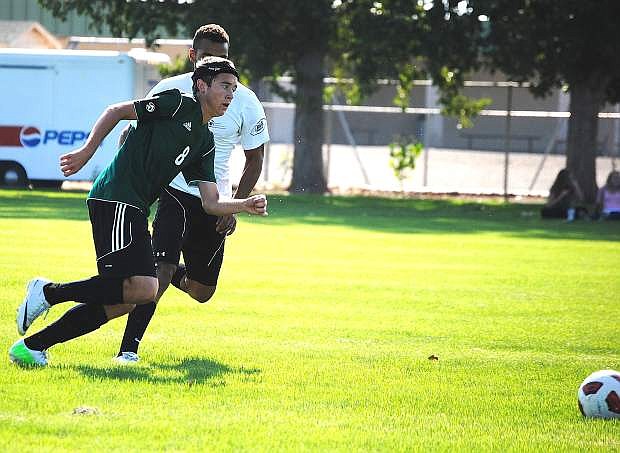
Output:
top-left (152, 186), bottom-right (226, 286)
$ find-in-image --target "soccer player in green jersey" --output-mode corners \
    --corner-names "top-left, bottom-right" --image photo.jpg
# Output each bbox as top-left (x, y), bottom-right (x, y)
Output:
top-left (8, 57), bottom-right (267, 367)
top-left (115, 24), bottom-right (270, 365)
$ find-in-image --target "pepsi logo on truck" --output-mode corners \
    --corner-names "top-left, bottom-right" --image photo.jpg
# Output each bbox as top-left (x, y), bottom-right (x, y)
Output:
top-left (0, 126), bottom-right (88, 148)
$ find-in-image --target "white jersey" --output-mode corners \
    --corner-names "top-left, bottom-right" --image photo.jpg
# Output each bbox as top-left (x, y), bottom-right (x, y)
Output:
top-left (144, 72), bottom-right (269, 199)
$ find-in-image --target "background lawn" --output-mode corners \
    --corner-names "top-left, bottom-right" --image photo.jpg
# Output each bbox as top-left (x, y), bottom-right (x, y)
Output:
top-left (0, 189), bottom-right (619, 452)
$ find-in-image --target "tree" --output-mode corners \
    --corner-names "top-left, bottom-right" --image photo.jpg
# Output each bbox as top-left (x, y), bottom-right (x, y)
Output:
top-left (344, 0), bottom-right (620, 202)
top-left (40, 0), bottom-right (334, 193)
top-left (208, 1), bottom-right (335, 194)
top-left (475, 0), bottom-right (620, 202)
top-left (336, 0), bottom-right (486, 118)
top-left (39, 0), bottom-right (489, 194)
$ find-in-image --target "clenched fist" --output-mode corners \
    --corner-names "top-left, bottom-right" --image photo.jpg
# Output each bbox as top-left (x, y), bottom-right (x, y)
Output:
top-left (244, 194), bottom-right (268, 216)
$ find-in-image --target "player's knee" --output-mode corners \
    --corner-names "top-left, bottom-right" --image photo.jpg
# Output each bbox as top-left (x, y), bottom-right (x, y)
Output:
top-left (141, 282), bottom-right (158, 303)
top-left (124, 276), bottom-right (158, 304)
top-left (189, 284), bottom-right (216, 303)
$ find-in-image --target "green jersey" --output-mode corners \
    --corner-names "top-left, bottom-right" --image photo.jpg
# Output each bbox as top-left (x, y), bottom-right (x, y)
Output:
top-left (89, 89), bottom-right (216, 213)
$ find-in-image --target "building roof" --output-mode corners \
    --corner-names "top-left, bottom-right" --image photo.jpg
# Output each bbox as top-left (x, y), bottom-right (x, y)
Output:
top-left (0, 20), bottom-right (62, 49)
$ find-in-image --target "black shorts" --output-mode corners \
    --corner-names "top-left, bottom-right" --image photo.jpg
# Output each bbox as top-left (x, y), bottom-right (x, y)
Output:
top-left (87, 199), bottom-right (156, 278)
top-left (152, 186), bottom-right (226, 286)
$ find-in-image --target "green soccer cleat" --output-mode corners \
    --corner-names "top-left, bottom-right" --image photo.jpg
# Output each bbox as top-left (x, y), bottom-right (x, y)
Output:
top-left (9, 339), bottom-right (49, 367)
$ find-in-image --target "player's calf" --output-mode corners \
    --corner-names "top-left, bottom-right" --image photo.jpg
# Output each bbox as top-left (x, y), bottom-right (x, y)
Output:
top-left (186, 282), bottom-right (216, 303)
top-left (104, 304), bottom-right (137, 320)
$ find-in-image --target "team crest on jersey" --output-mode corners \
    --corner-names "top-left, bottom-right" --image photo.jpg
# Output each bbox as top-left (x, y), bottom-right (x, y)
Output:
top-left (146, 102), bottom-right (156, 113)
top-left (250, 118), bottom-right (266, 136)
top-left (183, 122), bottom-right (192, 131)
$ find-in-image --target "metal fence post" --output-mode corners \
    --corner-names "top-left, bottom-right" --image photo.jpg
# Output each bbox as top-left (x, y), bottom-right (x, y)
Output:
top-left (503, 85), bottom-right (513, 201)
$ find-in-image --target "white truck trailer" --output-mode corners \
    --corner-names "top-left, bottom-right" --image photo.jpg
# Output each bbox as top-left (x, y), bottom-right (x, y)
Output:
top-left (0, 48), bottom-right (166, 187)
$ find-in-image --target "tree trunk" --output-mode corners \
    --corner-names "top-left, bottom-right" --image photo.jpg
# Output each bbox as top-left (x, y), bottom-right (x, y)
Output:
top-left (289, 50), bottom-right (327, 193)
top-left (566, 75), bottom-right (608, 203)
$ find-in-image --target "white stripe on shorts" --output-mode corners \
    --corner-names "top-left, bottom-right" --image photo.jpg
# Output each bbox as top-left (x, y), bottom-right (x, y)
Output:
top-left (112, 204), bottom-right (119, 251)
top-left (112, 203), bottom-right (127, 252)
top-left (119, 204), bottom-right (126, 249)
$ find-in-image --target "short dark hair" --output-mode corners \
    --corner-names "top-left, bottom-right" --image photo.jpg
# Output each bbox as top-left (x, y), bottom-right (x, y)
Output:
top-left (193, 24), bottom-right (229, 49)
top-left (192, 56), bottom-right (238, 96)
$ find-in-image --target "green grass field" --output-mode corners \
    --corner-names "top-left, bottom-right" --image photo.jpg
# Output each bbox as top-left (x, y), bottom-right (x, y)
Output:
top-left (0, 189), bottom-right (619, 452)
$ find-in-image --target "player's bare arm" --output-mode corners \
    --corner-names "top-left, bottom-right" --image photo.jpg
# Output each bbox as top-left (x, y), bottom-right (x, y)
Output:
top-left (236, 144), bottom-right (265, 198)
top-left (60, 102), bottom-right (137, 176)
top-left (215, 144), bottom-right (265, 235)
top-left (198, 182), bottom-right (267, 217)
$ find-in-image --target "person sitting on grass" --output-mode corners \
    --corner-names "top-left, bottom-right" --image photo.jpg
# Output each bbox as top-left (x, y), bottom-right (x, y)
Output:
top-left (540, 168), bottom-right (586, 221)
top-left (594, 170), bottom-right (620, 220)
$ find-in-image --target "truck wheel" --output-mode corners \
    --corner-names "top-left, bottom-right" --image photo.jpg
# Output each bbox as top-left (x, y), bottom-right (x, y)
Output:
top-left (0, 163), bottom-right (28, 188)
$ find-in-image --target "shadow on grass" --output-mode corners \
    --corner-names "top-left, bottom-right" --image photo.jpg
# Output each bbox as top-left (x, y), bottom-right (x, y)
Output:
top-left (1, 189), bottom-right (619, 241)
top-left (72, 356), bottom-right (260, 385)
top-left (260, 194), bottom-right (620, 241)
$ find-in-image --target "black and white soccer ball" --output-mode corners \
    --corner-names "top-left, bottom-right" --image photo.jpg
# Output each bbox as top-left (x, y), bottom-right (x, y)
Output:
top-left (577, 369), bottom-right (620, 419)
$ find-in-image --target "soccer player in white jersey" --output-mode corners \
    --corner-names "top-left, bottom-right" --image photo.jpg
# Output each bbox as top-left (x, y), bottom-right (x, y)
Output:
top-left (114, 24), bottom-right (270, 363)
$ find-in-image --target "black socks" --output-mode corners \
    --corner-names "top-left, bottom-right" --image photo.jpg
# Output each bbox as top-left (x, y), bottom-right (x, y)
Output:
top-left (118, 301), bottom-right (157, 355)
top-left (117, 263), bottom-right (187, 355)
top-left (24, 304), bottom-right (108, 351)
top-left (43, 276), bottom-right (124, 306)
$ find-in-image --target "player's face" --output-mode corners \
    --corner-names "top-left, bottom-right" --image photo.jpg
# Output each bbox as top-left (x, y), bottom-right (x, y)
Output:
top-left (190, 39), bottom-right (229, 64)
top-left (205, 73), bottom-right (237, 117)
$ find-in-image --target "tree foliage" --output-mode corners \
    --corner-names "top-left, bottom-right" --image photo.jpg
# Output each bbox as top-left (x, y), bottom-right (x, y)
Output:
top-left (41, 0), bottom-right (336, 192)
top-left (335, 1), bottom-right (488, 113)
top-left (477, 0), bottom-right (620, 98)
top-left (343, 0), bottom-right (620, 201)
top-left (39, 0), bottom-right (186, 45)
top-left (389, 139), bottom-right (423, 190)
top-left (40, 0), bottom-right (615, 200)
top-left (39, 0), bottom-right (491, 194)
top-left (474, 0), bottom-right (620, 201)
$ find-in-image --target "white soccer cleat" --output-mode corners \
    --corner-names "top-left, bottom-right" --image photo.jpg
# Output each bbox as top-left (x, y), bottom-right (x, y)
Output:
top-left (9, 339), bottom-right (49, 367)
top-left (16, 277), bottom-right (52, 335)
top-left (113, 352), bottom-right (139, 365)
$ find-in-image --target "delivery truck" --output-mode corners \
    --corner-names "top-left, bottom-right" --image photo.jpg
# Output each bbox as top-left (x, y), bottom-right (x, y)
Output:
top-left (0, 48), bottom-right (165, 187)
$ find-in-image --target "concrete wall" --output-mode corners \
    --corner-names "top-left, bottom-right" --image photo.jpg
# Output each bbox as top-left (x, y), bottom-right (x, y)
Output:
top-left (261, 77), bottom-right (620, 157)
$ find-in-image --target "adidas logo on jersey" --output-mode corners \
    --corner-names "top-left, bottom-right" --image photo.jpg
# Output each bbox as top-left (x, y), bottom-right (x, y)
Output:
top-left (183, 122), bottom-right (192, 131)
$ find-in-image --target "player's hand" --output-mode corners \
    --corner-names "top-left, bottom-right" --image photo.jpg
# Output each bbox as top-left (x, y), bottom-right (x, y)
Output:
top-left (216, 214), bottom-right (237, 235)
top-left (60, 146), bottom-right (92, 177)
top-left (244, 194), bottom-right (268, 216)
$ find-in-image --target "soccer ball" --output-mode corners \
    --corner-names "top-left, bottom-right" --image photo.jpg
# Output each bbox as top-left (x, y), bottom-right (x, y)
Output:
top-left (577, 369), bottom-right (620, 419)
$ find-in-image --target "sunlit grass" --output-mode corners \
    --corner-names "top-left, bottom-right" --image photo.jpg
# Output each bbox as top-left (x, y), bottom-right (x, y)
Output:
top-left (0, 189), bottom-right (618, 452)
